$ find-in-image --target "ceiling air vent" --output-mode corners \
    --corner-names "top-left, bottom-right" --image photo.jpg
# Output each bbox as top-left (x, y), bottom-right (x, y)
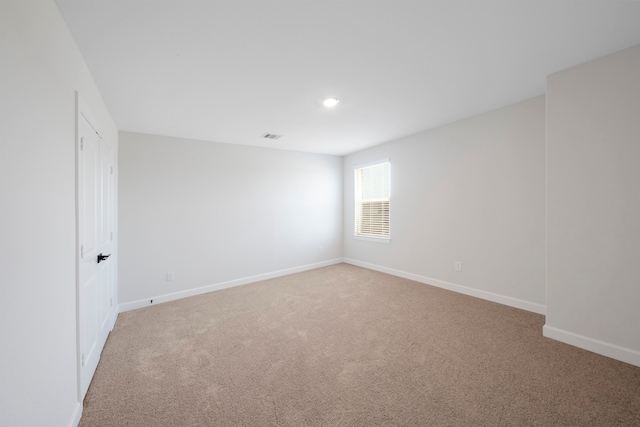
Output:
top-left (261, 133), bottom-right (282, 140)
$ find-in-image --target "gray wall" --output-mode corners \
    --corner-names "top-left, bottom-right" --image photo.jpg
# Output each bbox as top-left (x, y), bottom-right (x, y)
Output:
top-left (0, 1), bottom-right (118, 426)
top-left (118, 132), bottom-right (343, 308)
top-left (545, 44), bottom-right (640, 366)
top-left (343, 96), bottom-right (546, 313)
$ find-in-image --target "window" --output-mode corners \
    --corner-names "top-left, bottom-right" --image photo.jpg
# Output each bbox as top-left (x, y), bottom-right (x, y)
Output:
top-left (354, 160), bottom-right (390, 240)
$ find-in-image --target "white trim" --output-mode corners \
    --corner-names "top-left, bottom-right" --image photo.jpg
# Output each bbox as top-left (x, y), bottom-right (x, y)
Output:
top-left (68, 402), bottom-right (82, 427)
top-left (543, 325), bottom-right (640, 368)
top-left (74, 92), bottom-right (82, 404)
top-left (343, 258), bottom-right (546, 315)
top-left (119, 259), bottom-right (343, 312)
top-left (354, 236), bottom-right (391, 244)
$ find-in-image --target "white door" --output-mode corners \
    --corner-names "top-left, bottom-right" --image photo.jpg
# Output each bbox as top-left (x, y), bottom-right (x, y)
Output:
top-left (77, 100), bottom-right (115, 399)
top-left (97, 134), bottom-right (114, 335)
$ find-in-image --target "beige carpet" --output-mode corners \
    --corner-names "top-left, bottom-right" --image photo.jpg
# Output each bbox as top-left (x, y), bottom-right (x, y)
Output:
top-left (80, 263), bottom-right (640, 426)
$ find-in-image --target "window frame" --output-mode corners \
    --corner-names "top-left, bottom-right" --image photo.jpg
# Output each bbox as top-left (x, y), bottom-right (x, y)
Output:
top-left (353, 159), bottom-right (391, 243)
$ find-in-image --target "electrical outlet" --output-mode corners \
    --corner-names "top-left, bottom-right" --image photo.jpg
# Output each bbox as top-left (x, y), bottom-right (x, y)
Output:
top-left (455, 261), bottom-right (462, 272)
top-left (166, 271), bottom-right (175, 281)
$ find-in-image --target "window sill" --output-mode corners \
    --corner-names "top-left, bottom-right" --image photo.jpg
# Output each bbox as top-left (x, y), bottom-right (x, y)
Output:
top-left (354, 235), bottom-right (391, 244)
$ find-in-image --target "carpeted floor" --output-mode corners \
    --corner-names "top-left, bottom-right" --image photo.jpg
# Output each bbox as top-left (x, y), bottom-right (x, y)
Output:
top-left (80, 263), bottom-right (640, 426)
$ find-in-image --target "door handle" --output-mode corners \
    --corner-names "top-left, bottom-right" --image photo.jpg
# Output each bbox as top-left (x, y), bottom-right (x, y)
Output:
top-left (97, 253), bottom-right (111, 263)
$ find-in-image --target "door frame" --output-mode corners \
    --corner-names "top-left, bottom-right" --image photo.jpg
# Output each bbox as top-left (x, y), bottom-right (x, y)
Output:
top-left (75, 92), bottom-right (118, 402)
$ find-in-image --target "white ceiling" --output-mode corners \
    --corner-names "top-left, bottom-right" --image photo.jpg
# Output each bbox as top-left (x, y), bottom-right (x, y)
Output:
top-left (56, 1), bottom-right (640, 156)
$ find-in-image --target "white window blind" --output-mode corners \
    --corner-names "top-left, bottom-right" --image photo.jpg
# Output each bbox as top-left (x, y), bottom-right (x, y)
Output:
top-left (355, 161), bottom-right (390, 239)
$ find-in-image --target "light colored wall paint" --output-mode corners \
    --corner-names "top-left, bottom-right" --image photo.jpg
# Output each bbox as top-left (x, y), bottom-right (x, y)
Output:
top-left (545, 44), bottom-right (640, 366)
top-left (343, 96), bottom-right (546, 310)
top-left (0, 1), bottom-right (118, 426)
top-left (118, 132), bottom-right (342, 306)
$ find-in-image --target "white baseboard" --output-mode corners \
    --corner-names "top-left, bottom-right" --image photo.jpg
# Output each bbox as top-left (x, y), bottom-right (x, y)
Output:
top-left (343, 258), bottom-right (546, 315)
top-left (69, 402), bottom-right (82, 427)
top-left (543, 324), bottom-right (640, 368)
top-left (119, 258), bottom-right (343, 312)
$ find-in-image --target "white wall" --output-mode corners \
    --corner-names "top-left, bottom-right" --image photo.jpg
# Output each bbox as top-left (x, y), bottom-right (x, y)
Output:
top-left (1, 5), bottom-right (634, 426)
top-left (118, 132), bottom-right (342, 308)
top-left (0, 1), bottom-right (118, 427)
top-left (343, 97), bottom-right (546, 313)
top-left (545, 44), bottom-right (640, 366)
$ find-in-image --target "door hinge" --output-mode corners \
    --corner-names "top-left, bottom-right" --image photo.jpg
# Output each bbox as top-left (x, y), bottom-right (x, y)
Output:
top-left (81, 353), bottom-right (85, 367)
top-left (110, 166), bottom-right (113, 175)
top-left (110, 232), bottom-right (113, 240)
top-left (80, 245), bottom-right (84, 258)
top-left (80, 137), bottom-right (83, 151)
top-left (110, 297), bottom-right (113, 308)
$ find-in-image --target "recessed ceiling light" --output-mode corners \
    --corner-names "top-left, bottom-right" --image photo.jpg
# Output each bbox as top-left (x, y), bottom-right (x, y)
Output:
top-left (323, 98), bottom-right (340, 108)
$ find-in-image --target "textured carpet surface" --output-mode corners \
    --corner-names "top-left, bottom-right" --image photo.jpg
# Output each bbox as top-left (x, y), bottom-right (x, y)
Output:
top-left (80, 263), bottom-right (640, 426)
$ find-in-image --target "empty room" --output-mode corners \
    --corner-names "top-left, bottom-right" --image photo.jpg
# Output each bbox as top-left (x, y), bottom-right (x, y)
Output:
top-left (2, 1), bottom-right (640, 426)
